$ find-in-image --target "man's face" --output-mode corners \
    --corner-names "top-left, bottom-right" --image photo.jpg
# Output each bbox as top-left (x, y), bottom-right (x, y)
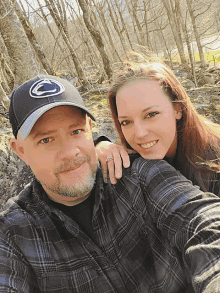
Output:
top-left (11, 106), bottom-right (98, 206)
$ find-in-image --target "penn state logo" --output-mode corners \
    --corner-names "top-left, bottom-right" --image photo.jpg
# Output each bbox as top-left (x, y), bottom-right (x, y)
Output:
top-left (29, 78), bottom-right (65, 98)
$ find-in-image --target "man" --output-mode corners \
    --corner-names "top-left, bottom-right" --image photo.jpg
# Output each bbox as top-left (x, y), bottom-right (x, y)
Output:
top-left (0, 75), bottom-right (220, 292)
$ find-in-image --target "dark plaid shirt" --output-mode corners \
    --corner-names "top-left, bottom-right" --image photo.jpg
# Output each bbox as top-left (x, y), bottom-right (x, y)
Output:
top-left (1, 157), bottom-right (220, 292)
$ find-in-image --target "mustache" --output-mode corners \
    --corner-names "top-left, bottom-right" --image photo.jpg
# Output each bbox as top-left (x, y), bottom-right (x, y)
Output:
top-left (55, 156), bottom-right (89, 174)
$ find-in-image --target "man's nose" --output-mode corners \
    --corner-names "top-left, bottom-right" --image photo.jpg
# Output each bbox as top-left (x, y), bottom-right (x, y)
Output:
top-left (59, 139), bottom-right (80, 160)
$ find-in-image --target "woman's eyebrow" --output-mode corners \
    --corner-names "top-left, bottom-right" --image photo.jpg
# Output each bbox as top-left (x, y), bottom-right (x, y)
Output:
top-left (118, 105), bottom-right (159, 119)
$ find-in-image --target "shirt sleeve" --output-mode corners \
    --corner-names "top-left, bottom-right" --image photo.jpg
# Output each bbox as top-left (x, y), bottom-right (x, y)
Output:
top-left (211, 172), bottom-right (220, 196)
top-left (136, 158), bottom-right (220, 293)
top-left (93, 134), bottom-right (111, 146)
top-left (0, 228), bottom-right (39, 292)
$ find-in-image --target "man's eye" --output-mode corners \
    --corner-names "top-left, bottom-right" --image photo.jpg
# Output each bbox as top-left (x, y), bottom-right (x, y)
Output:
top-left (40, 138), bottom-right (52, 144)
top-left (146, 111), bottom-right (159, 118)
top-left (73, 129), bottom-right (82, 135)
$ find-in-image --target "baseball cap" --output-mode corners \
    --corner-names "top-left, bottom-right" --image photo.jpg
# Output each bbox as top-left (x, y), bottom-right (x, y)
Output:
top-left (9, 75), bottom-right (96, 140)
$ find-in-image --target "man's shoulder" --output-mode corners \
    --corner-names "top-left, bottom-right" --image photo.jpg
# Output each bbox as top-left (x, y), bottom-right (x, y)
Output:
top-left (128, 154), bottom-right (173, 176)
top-left (125, 155), bottom-right (184, 191)
top-left (0, 179), bottom-right (39, 222)
top-left (0, 179), bottom-right (48, 238)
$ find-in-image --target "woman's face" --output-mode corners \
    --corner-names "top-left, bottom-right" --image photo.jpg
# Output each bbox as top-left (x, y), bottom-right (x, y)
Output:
top-left (116, 79), bottom-right (182, 159)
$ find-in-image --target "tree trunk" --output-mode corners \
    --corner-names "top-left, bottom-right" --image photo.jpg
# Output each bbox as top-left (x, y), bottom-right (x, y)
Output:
top-left (91, 0), bottom-right (122, 63)
top-left (66, 1), bottom-right (101, 70)
top-left (142, 0), bottom-right (153, 51)
top-left (36, 0), bottom-right (75, 77)
top-left (77, 0), bottom-right (112, 80)
top-left (161, 0), bottom-right (189, 68)
top-left (0, 52), bottom-right (15, 90)
top-left (45, 0), bottom-right (90, 87)
top-left (185, 0), bottom-right (206, 68)
top-left (105, 0), bottom-right (127, 55)
top-left (0, 67), bottom-right (10, 94)
top-left (175, 0), bottom-right (197, 85)
top-left (11, 0), bottom-right (56, 75)
top-left (123, 0), bottom-right (140, 45)
top-left (0, 0), bottom-right (39, 87)
top-left (125, 0), bottom-right (145, 46)
top-left (112, 0), bottom-right (134, 50)
top-left (0, 84), bottom-right (10, 111)
top-left (0, 67), bottom-right (10, 110)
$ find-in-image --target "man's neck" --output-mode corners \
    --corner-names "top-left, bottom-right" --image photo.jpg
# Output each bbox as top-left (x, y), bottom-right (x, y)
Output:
top-left (46, 192), bottom-right (91, 206)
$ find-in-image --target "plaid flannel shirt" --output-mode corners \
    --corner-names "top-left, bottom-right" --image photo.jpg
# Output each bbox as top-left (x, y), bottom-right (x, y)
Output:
top-left (1, 157), bottom-right (220, 293)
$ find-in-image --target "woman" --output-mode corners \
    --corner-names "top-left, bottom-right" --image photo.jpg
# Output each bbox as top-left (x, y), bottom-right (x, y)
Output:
top-left (95, 52), bottom-right (220, 195)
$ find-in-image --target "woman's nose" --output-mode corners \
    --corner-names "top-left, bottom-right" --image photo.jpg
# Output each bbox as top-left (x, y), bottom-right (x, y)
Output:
top-left (134, 122), bottom-right (150, 140)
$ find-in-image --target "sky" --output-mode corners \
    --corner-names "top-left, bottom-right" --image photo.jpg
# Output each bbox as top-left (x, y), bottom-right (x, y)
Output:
top-left (20, 0), bottom-right (46, 11)
top-left (19, 0), bottom-right (77, 17)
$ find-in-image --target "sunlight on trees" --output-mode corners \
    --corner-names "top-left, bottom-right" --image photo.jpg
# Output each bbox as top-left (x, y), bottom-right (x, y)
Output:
top-left (0, 0), bottom-right (219, 109)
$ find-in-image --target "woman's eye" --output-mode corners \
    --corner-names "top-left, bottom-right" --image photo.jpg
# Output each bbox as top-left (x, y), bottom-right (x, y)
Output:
top-left (146, 111), bottom-right (159, 118)
top-left (120, 120), bottom-right (130, 126)
top-left (40, 137), bottom-right (52, 144)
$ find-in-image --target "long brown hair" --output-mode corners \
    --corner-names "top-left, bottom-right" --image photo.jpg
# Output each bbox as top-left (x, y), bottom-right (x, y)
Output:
top-left (108, 52), bottom-right (220, 191)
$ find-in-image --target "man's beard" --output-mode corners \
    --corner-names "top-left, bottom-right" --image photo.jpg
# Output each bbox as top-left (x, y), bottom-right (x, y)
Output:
top-left (39, 156), bottom-right (99, 198)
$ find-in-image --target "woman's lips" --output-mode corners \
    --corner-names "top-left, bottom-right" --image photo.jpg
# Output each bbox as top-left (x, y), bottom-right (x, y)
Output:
top-left (139, 140), bottom-right (158, 149)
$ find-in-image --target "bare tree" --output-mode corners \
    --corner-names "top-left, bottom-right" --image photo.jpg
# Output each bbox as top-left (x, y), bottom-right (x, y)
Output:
top-left (11, 0), bottom-right (56, 75)
top-left (0, 0), bottom-right (217, 93)
top-left (34, 0), bottom-right (76, 76)
top-left (44, 0), bottom-right (90, 86)
top-left (161, 0), bottom-right (189, 67)
top-left (77, 0), bottom-right (112, 80)
top-left (105, 0), bottom-right (128, 55)
top-left (112, 0), bottom-right (134, 50)
top-left (142, 0), bottom-right (153, 51)
top-left (162, 0), bottom-right (188, 68)
top-left (0, 83), bottom-right (9, 111)
top-left (185, 0), bottom-right (207, 68)
top-left (149, 2), bottom-right (173, 65)
top-left (0, 52), bottom-right (14, 91)
top-left (0, 0), bottom-right (39, 88)
top-left (0, 50), bottom-right (13, 110)
top-left (124, 0), bottom-right (145, 46)
top-left (90, 0), bottom-right (122, 63)
top-left (65, 1), bottom-right (99, 68)
top-left (175, 0), bottom-right (197, 85)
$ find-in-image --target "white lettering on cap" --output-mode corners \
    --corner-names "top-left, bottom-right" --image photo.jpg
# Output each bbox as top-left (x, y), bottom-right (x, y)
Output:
top-left (29, 78), bottom-right (65, 98)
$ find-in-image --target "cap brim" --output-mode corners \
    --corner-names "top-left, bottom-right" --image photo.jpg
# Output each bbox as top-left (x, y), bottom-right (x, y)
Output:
top-left (18, 102), bottom-right (96, 140)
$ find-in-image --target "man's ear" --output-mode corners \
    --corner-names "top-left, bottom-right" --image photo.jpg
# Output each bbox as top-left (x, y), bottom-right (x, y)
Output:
top-left (89, 117), bottom-right (92, 130)
top-left (10, 138), bottom-right (30, 165)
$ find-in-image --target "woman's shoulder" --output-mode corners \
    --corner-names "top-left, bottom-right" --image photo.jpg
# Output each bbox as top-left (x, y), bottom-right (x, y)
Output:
top-left (174, 146), bottom-right (220, 196)
top-left (183, 164), bottom-right (220, 197)
top-left (208, 171), bottom-right (220, 196)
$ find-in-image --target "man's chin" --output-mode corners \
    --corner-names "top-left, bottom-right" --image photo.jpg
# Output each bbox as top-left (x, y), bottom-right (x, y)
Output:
top-left (42, 177), bottom-right (95, 199)
top-left (42, 165), bottom-right (97, 199)
top-left (59, 161), bottom-right (97, 187)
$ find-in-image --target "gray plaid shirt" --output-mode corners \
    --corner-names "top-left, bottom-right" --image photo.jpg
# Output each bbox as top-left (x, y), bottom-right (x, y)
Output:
top-left (1, 157), bottom-right (220, 292)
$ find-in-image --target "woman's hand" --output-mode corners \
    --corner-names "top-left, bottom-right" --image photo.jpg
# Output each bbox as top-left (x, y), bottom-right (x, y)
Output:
top-left (95, 141), bottom-right (136, 184)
